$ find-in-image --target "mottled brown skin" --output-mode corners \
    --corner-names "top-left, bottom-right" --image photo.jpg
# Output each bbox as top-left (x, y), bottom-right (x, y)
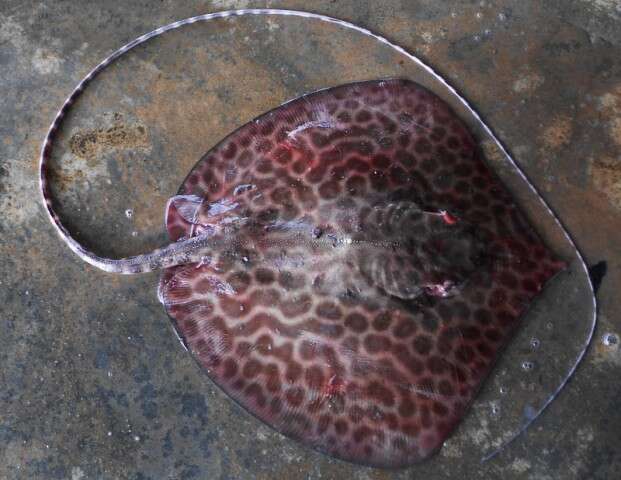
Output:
top-left (159, 79), bottom-right (564, 468)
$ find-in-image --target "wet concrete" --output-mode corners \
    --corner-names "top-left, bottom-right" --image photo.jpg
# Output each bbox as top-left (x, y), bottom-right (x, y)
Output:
top-left (1, 1), bottom-right (620, 479)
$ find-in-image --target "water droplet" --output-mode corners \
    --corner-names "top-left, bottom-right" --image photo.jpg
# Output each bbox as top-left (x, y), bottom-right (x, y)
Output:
top-left (530, 338), bottom-right (540, 349)
top-left (131, 231), bottom-right (138, 237)
top-left (125, 209), bottom-right (133, 219)
top-left (134, 435), bottom-right (140, 442)
top-left (107, 431), bottom-right (112, 437)
top-left (498, 12), bottom-right (507, 21)
top-left (499, 386), bottom-right (507, 395)
top-left (491, 403), bottom-right (500, 416)
top-left (521, 361), bottom-right (534, 371)
top-left (602, 333), bottom-right (618, 346)
top-left (476, 12), bottom-right (483, 19)
top-left (242, 256), bottom-right (249, 263)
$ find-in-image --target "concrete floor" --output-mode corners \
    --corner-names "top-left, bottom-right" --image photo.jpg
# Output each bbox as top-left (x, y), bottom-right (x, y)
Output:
top-left (1, 1), bottom-right (620, 479)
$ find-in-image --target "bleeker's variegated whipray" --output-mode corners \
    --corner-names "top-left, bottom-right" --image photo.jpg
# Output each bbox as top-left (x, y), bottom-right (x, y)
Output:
top-left (40, 9), bottom-right (587, 469)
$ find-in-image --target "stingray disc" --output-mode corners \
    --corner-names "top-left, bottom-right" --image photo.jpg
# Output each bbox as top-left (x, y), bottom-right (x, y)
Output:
top-left (158, 79), bottom-right (564, 467)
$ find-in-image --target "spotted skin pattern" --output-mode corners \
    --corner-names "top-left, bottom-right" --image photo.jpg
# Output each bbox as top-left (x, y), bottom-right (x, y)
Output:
top-left (159, 79), bottom-right (565, 467)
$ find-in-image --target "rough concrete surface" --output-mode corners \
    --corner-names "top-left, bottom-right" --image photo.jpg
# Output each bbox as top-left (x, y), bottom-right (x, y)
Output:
top-left (1, 1), bottom-right (620, 479)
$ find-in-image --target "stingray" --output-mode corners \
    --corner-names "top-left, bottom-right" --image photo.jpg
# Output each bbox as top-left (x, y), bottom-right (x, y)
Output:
top-left (39, 10), bottom-right (593, 469)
